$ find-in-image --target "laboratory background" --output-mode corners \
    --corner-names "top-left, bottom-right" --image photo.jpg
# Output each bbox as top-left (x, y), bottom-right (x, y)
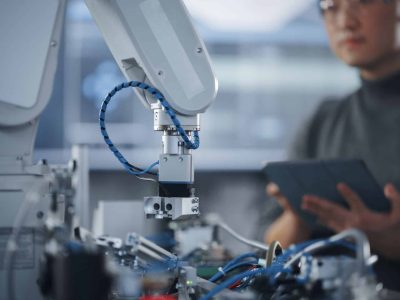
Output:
top-left (36, 0), bottom-right (357, 244)
top-left (5, 0), bottom-right (398, 299)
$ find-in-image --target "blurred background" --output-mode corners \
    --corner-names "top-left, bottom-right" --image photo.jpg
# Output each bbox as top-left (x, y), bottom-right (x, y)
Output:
top-left (34, 0), bottom-right (359, 251)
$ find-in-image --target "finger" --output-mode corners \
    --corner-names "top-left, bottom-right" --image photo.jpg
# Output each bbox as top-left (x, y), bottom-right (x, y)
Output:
top-left (266, 183), bottom-right (293, 211)
top-left (337, 183), bottom-right (365, 212)
top-left (303, 197), bottom-right (349, 232)
top-left (302, 195), bottom-right (349, 217)
top-left (302, 194), bottom-right (352, 221)
top-left (384, 183), bottom-right (400, 216)
top-left (302, 196), bottom-right (352, 232)
top-left (266, 183), bottom-right (280, 197)
top-left (318, 217), bottom-right (348, 233)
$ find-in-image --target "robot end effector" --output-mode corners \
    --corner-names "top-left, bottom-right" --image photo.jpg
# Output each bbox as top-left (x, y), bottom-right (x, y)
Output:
top-left (85, 0), bottom-right (218, 220)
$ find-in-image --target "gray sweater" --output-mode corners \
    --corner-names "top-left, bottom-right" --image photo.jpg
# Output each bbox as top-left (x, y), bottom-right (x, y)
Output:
top-left (263, 71), bottom-right (400, 290)
top-left (290, 72), bottom-right (400, 189)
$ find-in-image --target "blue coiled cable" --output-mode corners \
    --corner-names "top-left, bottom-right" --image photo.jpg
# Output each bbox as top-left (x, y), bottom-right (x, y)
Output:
top-left (99, 81), bottom-right (200, 175)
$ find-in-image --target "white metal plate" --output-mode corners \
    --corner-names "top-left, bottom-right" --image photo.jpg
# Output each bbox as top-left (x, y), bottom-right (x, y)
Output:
top-left (0, 0), bottom-right (58, 108)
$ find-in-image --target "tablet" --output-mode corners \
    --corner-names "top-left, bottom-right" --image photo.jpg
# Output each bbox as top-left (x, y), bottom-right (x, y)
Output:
top-left (263, 159), bottom-right (391, 227)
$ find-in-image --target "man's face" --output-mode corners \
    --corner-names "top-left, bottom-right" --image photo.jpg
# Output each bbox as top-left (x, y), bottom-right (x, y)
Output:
top-left (322, 0), bottom-right (399, 68)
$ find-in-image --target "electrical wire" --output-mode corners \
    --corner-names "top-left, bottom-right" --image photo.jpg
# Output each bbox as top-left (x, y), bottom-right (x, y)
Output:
top-left (135, 175), bottom-right (158, 183)
top-left (204, 214), bottom-right (269, 251)
top-left (99, 81), bottom-right (200, 177)
top-left (209, 254), bottom-right (258, 282)
top-left (283, 229), bottom-right (370, 273)
top-left (200, 268), bottom-right (266, 300)
top-left (202, 230), bottom-right (367, 298)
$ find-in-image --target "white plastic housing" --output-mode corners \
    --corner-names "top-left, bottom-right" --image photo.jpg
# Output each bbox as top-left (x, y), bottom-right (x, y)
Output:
top-left (0, 0), bottom-right (64, 126)
top-left (85, 0), bottom-right (218, 116)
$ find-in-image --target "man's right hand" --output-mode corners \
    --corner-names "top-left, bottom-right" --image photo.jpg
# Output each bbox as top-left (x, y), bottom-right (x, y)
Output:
top-left (264, 183), bottom-right (311, 247)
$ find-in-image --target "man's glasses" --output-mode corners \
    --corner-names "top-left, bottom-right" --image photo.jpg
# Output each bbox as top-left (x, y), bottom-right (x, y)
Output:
top-left (319, 0), bottom-right (393, 16)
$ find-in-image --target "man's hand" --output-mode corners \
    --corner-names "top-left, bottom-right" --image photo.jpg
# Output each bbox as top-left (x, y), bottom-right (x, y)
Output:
top-left (266, 183), bottom-right (294, 213)
top-left (302, 183), bottom-right (400, 260)
top-left (265, 183), bottom-right (311, 247)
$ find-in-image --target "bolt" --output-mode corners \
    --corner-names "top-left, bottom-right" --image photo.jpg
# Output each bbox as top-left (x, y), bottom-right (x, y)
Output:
top-left (179, 157), bottom-right (183, 162)
top-left (50, 40), bottom-right (57, 47)
top-left (36, 211), bottom-right (44, 219)
top-left (191, 206), bottom-right (199, 213)
top-left (196, 47), bottom-right (203, 53)
top-left (191, 198), bottom-right (199, 204)
top-left (166, 203), bottom-right (173, 211)
top-left (153, 203), bottom-right (160, 210)
top-left (163, 157), bottom-right (168, 162)
top-left (158, 70), bottom-right (163, 76)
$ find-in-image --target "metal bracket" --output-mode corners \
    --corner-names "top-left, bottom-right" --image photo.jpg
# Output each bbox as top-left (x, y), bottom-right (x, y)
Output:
top-left (144, 196), bottom-right (199, 220)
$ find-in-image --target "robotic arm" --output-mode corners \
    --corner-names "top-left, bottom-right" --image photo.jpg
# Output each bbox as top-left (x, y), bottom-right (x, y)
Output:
top-left (85, 0), bottom-right (218, 220)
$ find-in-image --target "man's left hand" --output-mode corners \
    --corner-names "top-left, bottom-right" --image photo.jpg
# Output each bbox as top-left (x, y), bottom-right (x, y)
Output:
top-left (301, 183), bottom-right (400, 260)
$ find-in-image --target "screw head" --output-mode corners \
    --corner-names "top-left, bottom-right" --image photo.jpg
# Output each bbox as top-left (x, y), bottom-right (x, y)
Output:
top-left (163, 157), bottom-right (168, 162)
top-left (196, 47), bottom-right (203, 53)
top-left (36, 211), bottom-right (44, 219)
top-left (179, 157), bottom-right (183, 162)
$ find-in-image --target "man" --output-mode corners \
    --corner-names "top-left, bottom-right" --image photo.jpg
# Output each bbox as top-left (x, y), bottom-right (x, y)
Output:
top-left (265, 0), bottom-right (400, 290)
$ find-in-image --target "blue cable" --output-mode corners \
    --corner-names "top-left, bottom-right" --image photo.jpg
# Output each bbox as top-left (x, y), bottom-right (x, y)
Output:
top-left (204, 238), bottom-right (359, 297)
top-left (200, 268), bottom-right (266, 300)
top-left (267, 238), bottom-right (358, 285)
top-left (99, 81), bottom-right (200, 176)
top-left (224, 252), bottom-right (258, 269)
top-left (209, 252), bottom-right (258, 282)
top-left (209, 260), bottom-right (258, 282)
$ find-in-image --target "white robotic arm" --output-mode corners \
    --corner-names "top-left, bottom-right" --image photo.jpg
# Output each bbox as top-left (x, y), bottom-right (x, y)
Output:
top-left (85, 0), bottom-right (218, 220)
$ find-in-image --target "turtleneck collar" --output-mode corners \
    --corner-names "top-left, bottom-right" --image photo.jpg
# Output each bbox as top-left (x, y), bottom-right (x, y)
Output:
top-left (359, 70), bottom-right (400, 109)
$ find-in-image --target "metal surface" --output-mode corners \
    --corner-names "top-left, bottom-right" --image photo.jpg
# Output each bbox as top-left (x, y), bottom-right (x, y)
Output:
top-left (159, 154), bottom-right (194, 184)
top-left (0, 170), bottom-right (53, 300)
top-left (0, 0), bottom-right (65, 126)
top-left (125, 232), bottom-right (176, 265)
top-left (85, 0), bottom-right (217, 116)
top-left (144, 196), bottom-right (200, 220)
top-left (71, 145), bottom-right (90, 229)
top-left (154, 107), bottom-right (200, 131)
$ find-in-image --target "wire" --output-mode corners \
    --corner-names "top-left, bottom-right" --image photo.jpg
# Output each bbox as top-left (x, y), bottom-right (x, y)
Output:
top-left (205, 214), bottom-right (269, 251)
top-left (283, 229), bottom-right (369, 273)
top-left (208, 252), bottom-right (259, 288)
top-left (200, 268), bottom-right (266, 300)
top-left (203, 231), bottom-right (366, 297)
top-left (135, 175), bottom-right (158, 183)
top-left (224, 252), bottom-right (258, 270)
top-left (99, 81), bottom-right (200, 176)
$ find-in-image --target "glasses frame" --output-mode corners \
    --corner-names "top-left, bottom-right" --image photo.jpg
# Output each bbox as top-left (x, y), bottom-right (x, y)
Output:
top-left (319, 0), bottom-right (393, 14)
